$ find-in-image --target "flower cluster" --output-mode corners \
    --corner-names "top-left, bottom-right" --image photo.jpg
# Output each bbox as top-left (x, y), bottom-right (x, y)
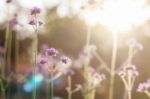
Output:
top-left (87, 67), bottom-right (105, 87)
top-left (74, 45), bottom-right (96, 68)
top-left (30, 7), bottom-right (41, 15)
top-left (29, 7), bottom-right (43, 27)
top-left (137, 79), bottom-right (150, 93)
top-left (127, 38), bottom-right (143, 51)
top-left (118, 64), bottom-right (139, 90)
top-left (118, 64), bottom-right (139, 77)
top-left (37, 45), bottom-right (72, 77)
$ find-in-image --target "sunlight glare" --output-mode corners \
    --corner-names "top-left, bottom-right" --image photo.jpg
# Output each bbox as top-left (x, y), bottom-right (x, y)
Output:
top-left (98, 0), bottom-right (150, 32)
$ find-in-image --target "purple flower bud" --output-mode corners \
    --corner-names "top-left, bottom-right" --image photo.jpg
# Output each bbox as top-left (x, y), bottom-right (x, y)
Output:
top-left (6, 0), bottom-right (12, 3)
top-left (9, 18), bottom-right (18, 28)
top-left (83, 45), bottom-right (97, 55)
top-left (29, 19), bottom-right (37, 25)
top-left (132, 70), bottom-right (139, 77)
top-left (118, 70), bottom-right (126, 77)
top-left (46, 48), bottom-right (58, 56)
top-left (123, 64), bottom-right (136, 71)
top-left (30, 7), bottom-right (41, 15)
top-left (39, 57), bottom-right (48, 64)
top-left (137, 82), bottom-right (150, 92)
top-left (127, 38), bottom-right (143, 51)
top-left (38, 20), bottom-right (43, 26)
top-left (61, 56), bottom-right (70, 64)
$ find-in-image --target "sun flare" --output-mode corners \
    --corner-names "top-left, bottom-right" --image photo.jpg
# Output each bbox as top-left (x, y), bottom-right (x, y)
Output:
top-left (83, 0), bottom-right (150, 32)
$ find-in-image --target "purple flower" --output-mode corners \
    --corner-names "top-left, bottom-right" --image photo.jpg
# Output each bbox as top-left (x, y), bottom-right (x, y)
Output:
top-left (118, 64), bottom-right (139, 77)
top-left (123, 64), bottom-right (136, 71)
top-left (83, 45), bottom-right (96, 56)
top-left (38, 57), bottom-right (48, 64)
top-left (30, 7), bottom-right (41, 15)
top-left (46, 48), bottom-right (58, 56)
top-left (61, 56), bottom-right (70, 64)
top-left (29, 19), bottom-right (37, 25)
top-left (117, 69), bottom-right (126, 77)
top-left (6, 0), bottom-right (12, 3)
top-left (127, 38), bottom-right (143, 51)
top-left (38, 20), bottom-right (43, 26)
top-left (9, 18), bottom-right (18, 28)
top-left (137, 82), bottom-right (150, 92)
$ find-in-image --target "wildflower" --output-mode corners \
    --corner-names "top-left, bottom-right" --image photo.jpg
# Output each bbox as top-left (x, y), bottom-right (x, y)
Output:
top-left (29, 19), bottom-right (37, 25)
top-left (83, 45), bottom-right (97, 56)
top-left (88, 67), bottom-right (105, 87)
top-left (118, 69), bottom-right (126, 77)
top-left (127, 38), bottom-right (143, 51)
top-left (118, 64), bottom-right (139, 95)
top-left (137, 82), bottom-right (150, 92)
top-left (38, 57), bottom-right (48, 64)
top-left (6, 0), bottom-right (12, 3)
top-left (118, 64), bottom-right (139, 77)
top-left (123, 64), bottom-right (136, 71)
top-left (46, 48), bottom-right (58, 56)
top-left (38, 20), bottom-right (43, 26)
top-left (9, 18), bottom-right (18, 28)
top-left (61, 56), bottom-right (71, 64)
top-left (30, 7), bottom-right (41, 15)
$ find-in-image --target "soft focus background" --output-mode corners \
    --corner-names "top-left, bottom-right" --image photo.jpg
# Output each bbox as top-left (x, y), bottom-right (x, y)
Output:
top-left (0, 0), bottom-right (150, 99)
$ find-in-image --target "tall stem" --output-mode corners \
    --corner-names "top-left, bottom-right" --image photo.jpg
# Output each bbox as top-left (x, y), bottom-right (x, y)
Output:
top-left (51, 72), bottom-right (54, 99)
top-left (84, 26), bottom-right (92, 80)
top-left (32, 34), bottom-right (38, 99)
top-left (46, 77), bottom-right (50, 99)
top-left (68, 76), bottom-right (72, 99)
top-left (7, 29), bottom-right (12, 74)
top-left (109, 32), bottom-right (118, 99)
top-left (86, 27), bottom-right (92, 46)
top-left (127, 90), bottom-right (131, 99)
top-left (3, 25), bottom-right (10, 77)
top-left (144, 90), bottom-right (150, 97)
top-left (15, 33), bottom-right (19, 72)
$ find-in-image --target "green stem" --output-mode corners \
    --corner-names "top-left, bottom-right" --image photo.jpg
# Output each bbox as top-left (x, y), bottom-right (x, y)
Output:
top-left (109, 32), bottom-right (118, 99)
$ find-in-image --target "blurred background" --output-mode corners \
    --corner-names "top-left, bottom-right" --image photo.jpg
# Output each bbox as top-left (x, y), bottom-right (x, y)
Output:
top-left (0, 0), bottom-right (150, 99)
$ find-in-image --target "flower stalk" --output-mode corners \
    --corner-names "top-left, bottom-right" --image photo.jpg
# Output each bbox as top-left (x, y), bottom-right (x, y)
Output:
top-left (109, 32), bottom-right (118, 99)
